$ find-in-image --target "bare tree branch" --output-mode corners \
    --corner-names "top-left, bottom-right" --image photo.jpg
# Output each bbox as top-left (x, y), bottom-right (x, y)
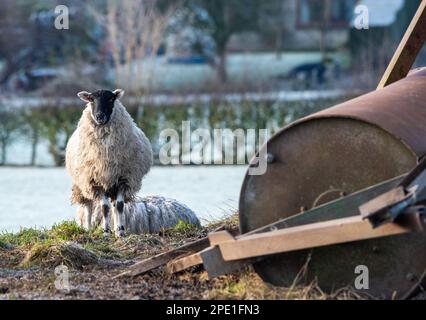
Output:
top-left (90, 0), bottom-right (177, 94)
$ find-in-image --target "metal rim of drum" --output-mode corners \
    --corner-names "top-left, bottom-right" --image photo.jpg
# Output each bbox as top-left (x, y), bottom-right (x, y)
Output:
top-left (239, 70), bottom-right (426, 299)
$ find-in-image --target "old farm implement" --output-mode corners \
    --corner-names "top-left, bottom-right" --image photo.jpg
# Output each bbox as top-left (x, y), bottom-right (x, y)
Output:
top-left (117, 1), bottom-right (426, 299)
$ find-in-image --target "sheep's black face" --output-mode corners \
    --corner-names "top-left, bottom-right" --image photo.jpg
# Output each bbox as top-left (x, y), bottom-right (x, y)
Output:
top-left (90, 90), bottom-right (116, 125)
top-left (77, 89), bottom-right (125, 126)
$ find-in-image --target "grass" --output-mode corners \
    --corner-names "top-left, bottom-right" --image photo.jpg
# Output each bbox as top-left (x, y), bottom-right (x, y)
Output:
top-left (205, 268), bottom-right (368, 300)
top-left (0, 228), bottom-right (48, 247)
top-left (0, 213), bottom-right (237, 270)
top-left (0, 220), bottom-right (113, 248)
top-left (0, 221), bottom-right (125, 268)
top-left (161, 220), bottom-right (202, 238)
top-left (0, 221), bottom-right (99, 247)
top-left (0, 217), bottom-right (217, 269)
top-left (49, 221), bottom-right (89, 241)
top-left (170, 220), bottom-right (199, 233)
top-left (0, 215), bottom-right (389, 300)
top-left (0, 239), bottom-right (7, 249)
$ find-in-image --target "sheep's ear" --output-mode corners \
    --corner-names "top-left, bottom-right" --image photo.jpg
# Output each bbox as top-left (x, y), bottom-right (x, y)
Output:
top-left (113, 89), bottom-right (125, 100)
top-left (77, 91), bottom-right (93, 103)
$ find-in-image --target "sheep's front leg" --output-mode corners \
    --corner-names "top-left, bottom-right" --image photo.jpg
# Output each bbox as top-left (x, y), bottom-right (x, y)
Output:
top-left (113, 191), bottom-right (125, 237)
top-left (101, 195), bottom-right (111, 234)
top-left (83, 203), bottom-right (93, 230)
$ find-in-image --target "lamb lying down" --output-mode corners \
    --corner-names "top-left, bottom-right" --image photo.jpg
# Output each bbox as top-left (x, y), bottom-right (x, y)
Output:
top-left (77, 196), bottom-right (201, 234)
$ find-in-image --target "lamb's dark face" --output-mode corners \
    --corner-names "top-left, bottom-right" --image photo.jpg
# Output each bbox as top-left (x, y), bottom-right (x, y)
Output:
top-left (77, 89), bottom-right (125, 126)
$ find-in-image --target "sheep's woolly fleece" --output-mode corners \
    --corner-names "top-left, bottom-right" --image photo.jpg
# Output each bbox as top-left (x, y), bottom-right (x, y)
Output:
top-left (77, 196), bottom-right (201, 234)
top-left (66, 100), bottom-right (153, 203)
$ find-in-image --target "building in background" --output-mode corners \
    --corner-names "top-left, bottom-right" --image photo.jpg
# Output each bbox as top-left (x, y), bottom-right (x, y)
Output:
top-left (229, 0), bottom-right (420, 55)
top-left (228, 0), bottom-right (356, 53)
top-left (348, 0), bottom-right (421, 85)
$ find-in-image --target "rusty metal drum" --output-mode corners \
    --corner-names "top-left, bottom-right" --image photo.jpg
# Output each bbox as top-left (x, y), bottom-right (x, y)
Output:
top-left (239, 68), bottom-right (426, 299)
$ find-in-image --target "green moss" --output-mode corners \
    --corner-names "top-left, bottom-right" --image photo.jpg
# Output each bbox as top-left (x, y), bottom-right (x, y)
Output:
top-left (167, 220), bottom-right (200, 236)
top-left (1, 214), bottom-right (236, 270)
top-left (0, 228), bottom-right (48, 247)
top-left (48, 220), bottom-right (89, 241)
top-left (0, 220), bottom-right (136, 268)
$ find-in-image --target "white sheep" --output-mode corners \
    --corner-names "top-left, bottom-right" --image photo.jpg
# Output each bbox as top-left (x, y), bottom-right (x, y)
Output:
top-left (66, 89), bottom-right (153, 237)
top-left (77, 196), bottom-right (201, 234)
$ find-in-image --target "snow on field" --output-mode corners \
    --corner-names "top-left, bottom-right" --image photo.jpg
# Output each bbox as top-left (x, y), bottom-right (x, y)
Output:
top-left (0, 166), bottom-right (247, 232)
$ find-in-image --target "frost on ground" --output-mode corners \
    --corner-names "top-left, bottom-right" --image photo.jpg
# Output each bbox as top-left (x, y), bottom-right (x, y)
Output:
top-left (0, 166), bottom-right (246, 232)
top-left (0, 217), bottom-right (423, 300)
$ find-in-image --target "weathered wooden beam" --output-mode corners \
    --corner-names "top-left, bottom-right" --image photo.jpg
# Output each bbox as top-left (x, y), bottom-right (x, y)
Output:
top-left (137, 175), bottom-right (406, 277)
top-left (377, 0), bottom-right (426, 89)
top-left (174, 175), bottom-right (405, 277)
top-left (113, 237), bottom-right (210, 278)
top-left (359, 186), bottom-right (408, 224)
top-left (166, 251), bottom-right (204, 274)
top-left (113, 225), bottom-right (238, 278)
top-left (240, 175), bottom-right (404, 238)
top-left (218, 215), bottom-right (417, 261)
top-left (200, 246), bottom-right (259, 278)
top-left (166, 230), bottom-right (240, 274)
top-left (361, 158), bottom-right (426, 227)
top-left (209, 230), bottom-right (235, 245)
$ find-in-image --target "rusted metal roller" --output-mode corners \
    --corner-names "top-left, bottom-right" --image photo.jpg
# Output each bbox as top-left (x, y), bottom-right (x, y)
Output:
top-left (239, 68), bottom-right (426, 299)
top-left (118, 3), bottom-right (426, 298)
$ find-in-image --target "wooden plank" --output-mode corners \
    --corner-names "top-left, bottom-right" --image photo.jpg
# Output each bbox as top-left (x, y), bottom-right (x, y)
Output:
top-left (377, 0), bottom-right (426, 89)
top-left (166, 229), bottom-right (240, 274)
top-left (208, 230), bottom-right (235, 246)
top-left (199, 175), bottom-right (405, 277)
top-left (167, 174), bottom-right (404, 276)
top-left (360, 187), bottom-right (407, 219)
top-left (240, 174), bottom-right (404, 238)
top-left (113, 225), bottom-right (235, 278)
top-left (360, 159), bottom-right (426, 227)
top-left (167, 244), bottom-right (259, 277)
top-left (218, 216), bottom-right (414, 261)
top-left (113, 237), bottom-right (210, 278)
top-left (166, 251), bottom-right (204, 274)
top-left (200, 246), bottom-right (260, 278)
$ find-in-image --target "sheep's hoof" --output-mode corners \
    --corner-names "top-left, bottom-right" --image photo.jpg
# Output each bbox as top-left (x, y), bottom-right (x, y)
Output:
top-left (103, 228), bottom-right (111, 237)
top-left (115, 230), bottom-right (125, 238)
top-left (115, 226), bottom-right (125, 238)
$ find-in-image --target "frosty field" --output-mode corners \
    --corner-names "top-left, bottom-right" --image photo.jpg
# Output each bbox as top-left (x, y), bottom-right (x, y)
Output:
top-left (0, 166), bottom-right (247, 232)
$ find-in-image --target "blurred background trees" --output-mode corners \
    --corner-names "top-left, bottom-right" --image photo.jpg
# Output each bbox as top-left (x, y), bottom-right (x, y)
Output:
top-left (0, 0), bottom-right (425, 166)
top-left (89, 0), bottom-right (177, 94)
top-left (0, 108), bottom-right (24, 165)
top-left (0, 0), bottom-right (102, 89)
top-left (1, 0), bottom-right (423, 94)
top-left (179, 0), bottom-right (261, 83)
